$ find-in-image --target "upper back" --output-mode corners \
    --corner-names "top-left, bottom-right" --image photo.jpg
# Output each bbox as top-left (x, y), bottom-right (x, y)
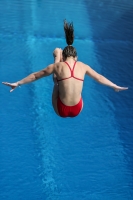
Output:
top-left (54, 61), bottom-right (86, 101)
top-left (55, 61), bottom-right (85, 82)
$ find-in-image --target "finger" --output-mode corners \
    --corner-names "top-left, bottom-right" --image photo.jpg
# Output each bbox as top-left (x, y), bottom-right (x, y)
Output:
top-left (2, 82), bottom-right (10, 86)
top-left (121, 87), bottom-right (128, 90)
top-left (2, 82), bottom-right (8, 85)
top-left (119, 87), bottom-right (128, 91)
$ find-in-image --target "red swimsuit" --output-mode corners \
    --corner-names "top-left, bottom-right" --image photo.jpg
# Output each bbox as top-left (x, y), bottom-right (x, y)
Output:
top-left (57, 61), bottom-right (84, 118)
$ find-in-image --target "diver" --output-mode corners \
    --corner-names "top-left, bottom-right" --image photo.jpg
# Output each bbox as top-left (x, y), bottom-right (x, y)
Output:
top-left (2, 20), bottom-right (128, 117)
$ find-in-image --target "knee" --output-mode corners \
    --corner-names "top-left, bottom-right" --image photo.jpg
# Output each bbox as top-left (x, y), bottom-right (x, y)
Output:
top-left (53, 48), bottom-right (62, 57)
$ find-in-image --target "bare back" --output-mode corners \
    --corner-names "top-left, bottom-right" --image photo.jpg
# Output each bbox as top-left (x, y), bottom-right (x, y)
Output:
top-left (54, 60), bottom-right (86, 106)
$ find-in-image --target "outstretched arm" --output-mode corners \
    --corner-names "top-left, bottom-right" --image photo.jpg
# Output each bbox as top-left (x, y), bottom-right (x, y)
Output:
top-left (85, 64), bottom-right (128, 92)
top-left (2, 64), bottom-right (55, 92)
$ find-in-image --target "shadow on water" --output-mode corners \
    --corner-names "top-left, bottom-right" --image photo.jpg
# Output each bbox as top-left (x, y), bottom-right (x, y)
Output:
top-left (85, 0), bottom-right (133, 183)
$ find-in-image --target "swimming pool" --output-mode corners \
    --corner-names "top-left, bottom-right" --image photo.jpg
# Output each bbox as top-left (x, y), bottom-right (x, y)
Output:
top-left (0, 0), bottom-right (133, 199)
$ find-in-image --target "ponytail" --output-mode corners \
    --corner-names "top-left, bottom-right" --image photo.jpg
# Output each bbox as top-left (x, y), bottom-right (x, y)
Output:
top-left (64, 20), bottom-right (74, 45)
top-left (63, 20), bottom-right (77, 59)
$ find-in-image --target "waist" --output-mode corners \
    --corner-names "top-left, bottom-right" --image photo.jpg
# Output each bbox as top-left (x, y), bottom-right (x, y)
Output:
top-left (58, 94), bottom-right (82, 106)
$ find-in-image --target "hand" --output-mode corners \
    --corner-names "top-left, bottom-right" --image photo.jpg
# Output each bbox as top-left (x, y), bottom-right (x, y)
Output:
top-left (114, 85), bottom-right (128, 92)
top-left (2, 82), bottom-right (19, 92)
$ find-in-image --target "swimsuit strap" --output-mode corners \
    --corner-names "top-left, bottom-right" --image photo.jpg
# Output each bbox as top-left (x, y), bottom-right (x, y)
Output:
top-left (65, 61), bottom-right (84, 81)
top-left (57, 61), bottom-right (84, 82)
top-left (64, 61), bottom-right (76, 77)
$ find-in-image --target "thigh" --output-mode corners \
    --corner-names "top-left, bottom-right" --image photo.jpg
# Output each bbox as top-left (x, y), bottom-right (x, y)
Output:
top-left (52, 84), bottom-right (60, 116)
top-left (78, 98), bottom-right (84, 115)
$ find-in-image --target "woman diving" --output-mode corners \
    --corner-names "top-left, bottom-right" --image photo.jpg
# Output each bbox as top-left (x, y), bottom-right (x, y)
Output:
top-left (2, 20), bottom-right (128, 118)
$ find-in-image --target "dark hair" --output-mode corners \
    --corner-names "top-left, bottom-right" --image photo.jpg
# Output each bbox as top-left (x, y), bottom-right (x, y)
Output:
top-left (62, 20), bottom-right (77, 59)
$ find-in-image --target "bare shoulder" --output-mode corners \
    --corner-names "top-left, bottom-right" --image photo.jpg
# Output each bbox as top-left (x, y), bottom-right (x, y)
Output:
top-left (77, 61), bottom-right (88, 66)
top-left (43, 63), bottom-right (56, 73)
top-left (53, 61), bottom-right (64, 72)
top-left (76, 61), bottom-right (90, 70)
top-left (76, 61), bottom-right (98, 77)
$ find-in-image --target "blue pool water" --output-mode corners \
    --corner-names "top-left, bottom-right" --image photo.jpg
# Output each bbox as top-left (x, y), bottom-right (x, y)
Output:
top-left (0, 0), bottom-right (133, 200)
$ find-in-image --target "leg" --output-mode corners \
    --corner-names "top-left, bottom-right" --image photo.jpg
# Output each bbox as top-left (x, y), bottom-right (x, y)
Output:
top-left (53, 48), bottom-right (63, 83)
top-left (53, 48), bottom-right (63, 63)
top-left (52, 83), bottom-right (60, 116)
top-left (79, 99), bottom-right (84, 114)
top-left (52, 48), bottom-right (63, 116)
